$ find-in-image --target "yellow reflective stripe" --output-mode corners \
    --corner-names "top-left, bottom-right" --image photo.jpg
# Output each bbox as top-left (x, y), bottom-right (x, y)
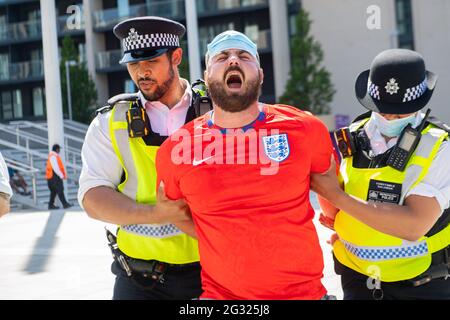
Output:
top-left (109, 107), bottom-right (128, 193)
top-left (129, 137), bottom-right (158, 204)
top-left (427, 224), bottom-right (450, 253)
top-left (409, 128), bottom-right (448, 191)
top-left (111, 121), bottom-right (128, 130)
top-left (349, 118), bottom-right (370, 132)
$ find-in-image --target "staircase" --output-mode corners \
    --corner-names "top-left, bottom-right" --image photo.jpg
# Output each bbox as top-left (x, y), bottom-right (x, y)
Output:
top-left (0, 120), bottom-right (87, 210)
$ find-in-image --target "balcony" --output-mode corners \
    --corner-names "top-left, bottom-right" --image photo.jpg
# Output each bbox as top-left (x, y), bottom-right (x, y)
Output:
top-left (0, 0), bottom-right (36, 5)
top-left (199, 29), bottom-right (271, 55)
top-left (93, 0), bottom-right (185, 31)
top-left (0, 20), bottom-right (41, 44)
top-left (0, 60), bottom-right (44, 84)
top-left (196, 0), bottom-right (268, 17)
top-left (0, 15), bottom-right (85, 45)
top-left (95, 49), bottom-right (125, 72)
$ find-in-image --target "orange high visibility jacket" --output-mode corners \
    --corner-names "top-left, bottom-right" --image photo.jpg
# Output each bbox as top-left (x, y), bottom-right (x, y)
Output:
top-left (46, 151), bottom-right (67, 180)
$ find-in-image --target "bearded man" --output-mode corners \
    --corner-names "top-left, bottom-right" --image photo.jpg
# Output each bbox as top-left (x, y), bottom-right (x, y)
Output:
top-left (156, 30), bottom-right (336, 300)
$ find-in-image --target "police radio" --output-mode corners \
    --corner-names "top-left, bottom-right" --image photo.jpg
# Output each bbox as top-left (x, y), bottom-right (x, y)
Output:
top-left (191, 79), bottom-right (213, 116)
top-left (386, 109), bottom-right (431, 171)
top-left (126, 100), bottom-right (149, 138)
top-left (334, 127), bottom-right (356, 158)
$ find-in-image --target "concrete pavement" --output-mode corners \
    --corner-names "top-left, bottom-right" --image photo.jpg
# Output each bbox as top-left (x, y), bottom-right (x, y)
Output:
top-left (0, 195), bottom-right (342, 300)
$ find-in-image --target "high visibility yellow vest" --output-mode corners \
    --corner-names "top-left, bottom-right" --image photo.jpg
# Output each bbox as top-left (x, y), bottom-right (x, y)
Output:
top-left (109, 102), bottom-right (199, 264)
top-left (334, 118), bottom-right (450, 282)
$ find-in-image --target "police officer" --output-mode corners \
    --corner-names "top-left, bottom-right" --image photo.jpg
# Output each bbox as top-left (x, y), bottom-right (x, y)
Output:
top-left (0, 151), bottom-right (12, 217)
top-left (312, 49), bottom-right (450, 299)
top-left (78, 17), bottom-right (203, 300)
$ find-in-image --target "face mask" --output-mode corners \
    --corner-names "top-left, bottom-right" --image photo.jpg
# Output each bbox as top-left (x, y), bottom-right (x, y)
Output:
top-left (370, 112), bottom-right (417, 137)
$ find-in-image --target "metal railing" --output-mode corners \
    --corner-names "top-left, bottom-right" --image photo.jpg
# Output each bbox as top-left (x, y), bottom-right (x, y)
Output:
top-left (196, 0), bottom-right (268, 14)
top-left (0, 60), bottom-right (44, 82)
top-left (3, 157), bottom-right (39, 205)
top-left (93, 0), bottom-right (185, 29)
top-left (5, 121), bottom-right (83, 179)
top-left (0, 19), bottom-right (41, 42)
top-left (96, 49), bottom-right (124, 70)
top-left (64, 119), bottom-right (89, 132)
top-left (0, 15), bottom-right (84, 43)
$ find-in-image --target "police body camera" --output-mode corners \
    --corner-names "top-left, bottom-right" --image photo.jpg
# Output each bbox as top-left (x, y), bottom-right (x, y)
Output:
top-left (334, 127), bottom-right (356, 158)
top-left (126, 101), bottom-right (149, 138)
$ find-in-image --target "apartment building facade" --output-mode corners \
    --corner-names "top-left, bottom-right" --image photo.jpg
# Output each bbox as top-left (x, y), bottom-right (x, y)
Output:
top-left (0, 0), bottom-right (300, 122)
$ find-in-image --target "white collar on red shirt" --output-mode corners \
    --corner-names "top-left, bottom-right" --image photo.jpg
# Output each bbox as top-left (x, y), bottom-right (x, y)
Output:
top-left (139, 78), bottom-right (192, 112)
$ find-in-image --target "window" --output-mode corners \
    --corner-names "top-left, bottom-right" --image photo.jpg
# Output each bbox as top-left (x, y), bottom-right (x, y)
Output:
top-left (13, 90), bottom-right (23, 119)
top-left (78, 43), bottom-right (86, 63)
top-left (395, 0), bottom-right (415, 49)
top-left (124, 80), bottom-right (135, 93)
top-left (0, 53), bottom-right (9, 81)
top-left (1, 91), bottom-right (13, 120)
top-left (244, 25), bottom-right (259, 44)
top-left (33, 87), bottom-right (45, 117)
top-left (118, 0), bottom-right (130, 18)
top-left (0, 15), bottom-right (6, 41)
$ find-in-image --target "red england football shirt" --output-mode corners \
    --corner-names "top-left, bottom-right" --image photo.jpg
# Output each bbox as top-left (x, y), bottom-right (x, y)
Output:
top-left (156, 104), bottom-right (333, 299)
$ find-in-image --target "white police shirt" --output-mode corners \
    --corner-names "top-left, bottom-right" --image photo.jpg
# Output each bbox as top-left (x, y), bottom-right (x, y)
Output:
top-left (362, 112), bottom-right (450, 213)
top-left (77, 79), bottom-right (192, 208)
top-left (0, 152), bottom-right (12, 197)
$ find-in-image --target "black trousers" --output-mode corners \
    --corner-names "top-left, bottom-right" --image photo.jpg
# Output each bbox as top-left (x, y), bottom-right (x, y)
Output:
top-left (47, 175), bottom-right (69, 206)
top-left (334, 256), bottom-right (450, 300)
top-left (111, 261), bottom-right (203, 300)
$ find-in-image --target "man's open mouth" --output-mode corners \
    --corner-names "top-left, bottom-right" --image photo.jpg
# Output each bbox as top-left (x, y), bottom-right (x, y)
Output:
top-left (225, 72), bottom-right (244, 89)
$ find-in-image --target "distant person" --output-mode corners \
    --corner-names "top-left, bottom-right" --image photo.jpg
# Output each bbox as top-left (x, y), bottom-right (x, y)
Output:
top-left (0, 151), bottom-right (12, 217)
top-left (8, 167), bottom-right (31, 196)
top-left (46, 144), bottom-right (72, 210)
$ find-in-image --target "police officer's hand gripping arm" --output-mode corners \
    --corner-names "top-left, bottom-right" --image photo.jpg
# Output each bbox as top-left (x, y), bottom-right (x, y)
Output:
top-left (311, 157), bottom-right (442, 242)
top-left (79, 113), bottom-right (192, 226)
top-left (83, 184), bottom-right (191, 226)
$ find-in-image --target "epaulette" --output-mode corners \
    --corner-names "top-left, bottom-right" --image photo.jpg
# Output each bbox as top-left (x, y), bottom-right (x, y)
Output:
top-left (352, 111), bottom-right (372, 124)
top-left (95, 105), bottom-right (113, 115)
top-left (95, 93), bottom-right (140, 115)
top-left (427, 116), bottom-right (450, 133)
top-left (107, 93), bottom-right (139, 106)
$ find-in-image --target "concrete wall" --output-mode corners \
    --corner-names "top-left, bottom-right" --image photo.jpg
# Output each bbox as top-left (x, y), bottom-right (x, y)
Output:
top-left (411, 0), bottom-right (450, 122)
top-left (83, 0), bottom-right (109, 105)
top-left (302, 0), bottom-right (398, 121)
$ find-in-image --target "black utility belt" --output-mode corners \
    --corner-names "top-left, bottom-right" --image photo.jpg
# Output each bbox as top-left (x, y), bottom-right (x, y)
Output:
top-left (106, 228), bottom-right (199, 283)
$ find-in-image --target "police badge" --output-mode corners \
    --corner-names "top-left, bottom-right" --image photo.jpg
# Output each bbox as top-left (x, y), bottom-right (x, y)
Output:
top-left (262, 134), bottom-right (290, 162)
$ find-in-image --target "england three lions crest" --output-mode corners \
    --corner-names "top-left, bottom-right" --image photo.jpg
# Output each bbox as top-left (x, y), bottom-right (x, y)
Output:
top-left (262, 134), bottom-right (290, 162)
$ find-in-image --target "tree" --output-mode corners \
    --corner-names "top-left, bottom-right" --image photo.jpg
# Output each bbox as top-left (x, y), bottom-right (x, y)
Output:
top-left (60, 36), bottom-right (97, 124)
top-left (279, 9), bottom-right (335, 115)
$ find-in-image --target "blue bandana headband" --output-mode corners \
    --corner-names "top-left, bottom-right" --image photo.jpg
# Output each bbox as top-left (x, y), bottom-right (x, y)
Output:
top-left (205, 30), bottom-right (259, 65)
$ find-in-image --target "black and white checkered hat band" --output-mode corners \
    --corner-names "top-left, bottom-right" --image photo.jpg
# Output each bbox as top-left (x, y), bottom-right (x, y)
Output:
top-left (368, 78), bottom-right (428, 102)
top-left (367, 80), bottom-right (380, 100)
top-left (123, 33), bottom-right (180, 52)
top-left (402, 78), bottom-right (427, 102)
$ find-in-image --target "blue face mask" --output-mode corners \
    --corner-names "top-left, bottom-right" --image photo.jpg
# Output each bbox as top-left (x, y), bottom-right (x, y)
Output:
top-left (370, 112), bottom-right (417, 137)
